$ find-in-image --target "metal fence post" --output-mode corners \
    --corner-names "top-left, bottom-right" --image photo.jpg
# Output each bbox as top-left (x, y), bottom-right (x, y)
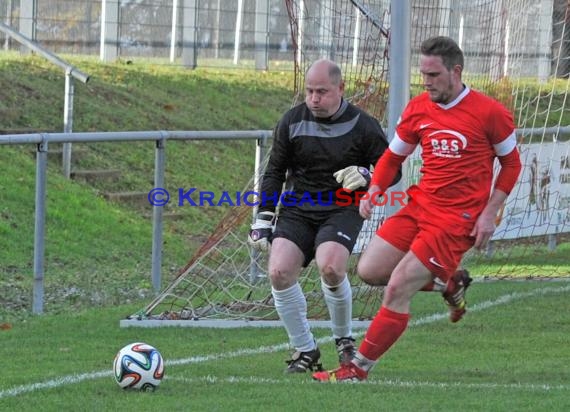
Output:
top-left (19, 0), bottom-right (36, 52)
top-left (100, 0), bottom-right (119, 62)
top-left (548, 233), bottom-right (557, 251)
top-left (170, 0), bottom-right (179, 62)
top-left (233, 0), bottom-right (244, 65)
top-left (151, 134), bottom-right (167, 293)
top-left (62, 67), bottom-right (74, 179)
top-left (249, 136), bottom-right (268, 284)
top-left (254, 0), bottom-right (269, 71)
top-left (33, 137), bottom-right (48, 314)
top-left (181, 0), bottom-right (198, 69)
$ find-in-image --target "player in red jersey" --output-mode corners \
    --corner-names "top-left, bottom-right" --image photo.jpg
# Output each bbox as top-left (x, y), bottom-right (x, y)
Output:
top-left (313, 36), bottom-right (522, 382)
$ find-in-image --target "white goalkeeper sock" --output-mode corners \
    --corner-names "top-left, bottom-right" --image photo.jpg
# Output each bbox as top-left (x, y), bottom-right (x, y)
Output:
top-left (321, 275), bottom-right (352, 339)
top-left (272, 283), bottom-right (315, 352)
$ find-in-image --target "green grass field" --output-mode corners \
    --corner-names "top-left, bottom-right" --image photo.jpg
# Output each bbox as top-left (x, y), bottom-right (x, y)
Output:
top-left (1, 280), bottom-right (569, 411)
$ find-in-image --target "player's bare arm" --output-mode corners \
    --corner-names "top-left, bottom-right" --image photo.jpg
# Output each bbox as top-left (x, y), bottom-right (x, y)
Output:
top-left (470, 189), bottom-right (508, 249)
top-left (472, 147), bottom-right (522, 249)
top-left (360, 184), bottom-right (381, 219)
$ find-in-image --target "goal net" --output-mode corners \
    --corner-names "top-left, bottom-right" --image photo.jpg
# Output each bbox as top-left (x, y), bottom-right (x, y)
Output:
top-left (123, 0), bottom-right (569, 327)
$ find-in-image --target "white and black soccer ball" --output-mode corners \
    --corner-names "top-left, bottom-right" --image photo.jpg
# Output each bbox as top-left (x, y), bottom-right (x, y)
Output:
top-left (113, 342), bottom-right (165, 391)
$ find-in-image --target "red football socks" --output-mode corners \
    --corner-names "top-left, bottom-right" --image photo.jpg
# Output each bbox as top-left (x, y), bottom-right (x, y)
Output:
top-left (359, 306), bottom-right (410, 361)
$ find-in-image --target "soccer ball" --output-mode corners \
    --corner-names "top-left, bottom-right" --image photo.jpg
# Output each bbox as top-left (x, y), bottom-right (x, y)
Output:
top-left (113, 342), bottom-right (165, 391)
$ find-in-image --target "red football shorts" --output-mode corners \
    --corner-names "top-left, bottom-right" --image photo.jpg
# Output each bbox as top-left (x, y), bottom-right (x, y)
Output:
top-left (377, 199), bottom-right (476, 281)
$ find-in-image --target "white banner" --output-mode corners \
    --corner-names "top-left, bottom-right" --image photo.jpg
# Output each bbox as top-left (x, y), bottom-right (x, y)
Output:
top-left (493, 141), bottom-right (570, 240)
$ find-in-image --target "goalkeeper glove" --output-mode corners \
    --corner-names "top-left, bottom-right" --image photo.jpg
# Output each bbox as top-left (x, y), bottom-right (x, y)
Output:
top-left (247, 211), bottom-right (276, 251)
top-left (333, 166), bottom-right (371, 191)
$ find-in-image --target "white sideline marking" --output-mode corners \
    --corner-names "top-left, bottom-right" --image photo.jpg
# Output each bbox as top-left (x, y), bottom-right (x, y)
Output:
top-left (1, 285), bottom-right (569, 399)
top-left (168, 375), bottom-right (570, 391)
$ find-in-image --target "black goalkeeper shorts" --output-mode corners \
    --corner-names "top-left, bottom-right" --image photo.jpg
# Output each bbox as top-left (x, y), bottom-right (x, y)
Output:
top-left (271, 206), bottom-right (364, 267)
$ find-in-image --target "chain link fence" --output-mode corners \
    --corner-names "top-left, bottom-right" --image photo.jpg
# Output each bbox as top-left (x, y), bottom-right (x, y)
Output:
top-left (0, 0), bottom-right (294, 68)
top-left (1, 0), bottom-right (568, 74)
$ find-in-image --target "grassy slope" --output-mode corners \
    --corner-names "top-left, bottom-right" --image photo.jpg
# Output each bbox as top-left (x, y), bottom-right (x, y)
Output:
top-left (0, 53), bottom-right (293, 319)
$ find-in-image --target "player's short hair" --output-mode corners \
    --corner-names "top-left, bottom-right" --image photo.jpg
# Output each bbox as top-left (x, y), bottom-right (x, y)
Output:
top-left (327, 63), bottom-right (342, 85)
top-left (420, 36), bottom-right (464, 71)
top-left (306, 59), bottom-right (343, 85)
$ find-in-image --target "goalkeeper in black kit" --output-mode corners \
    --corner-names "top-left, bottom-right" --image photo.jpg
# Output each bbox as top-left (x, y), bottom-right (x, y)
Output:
top-left (247, 58), bottom-right (399, 373)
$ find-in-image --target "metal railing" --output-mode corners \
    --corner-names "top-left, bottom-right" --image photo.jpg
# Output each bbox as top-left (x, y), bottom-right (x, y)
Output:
top-left (0, 21), bottom-right (90, 178)
top-left (4, 126), bottom-right (570, 314)
top-left (0, 130), bottom-right (272, 314)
